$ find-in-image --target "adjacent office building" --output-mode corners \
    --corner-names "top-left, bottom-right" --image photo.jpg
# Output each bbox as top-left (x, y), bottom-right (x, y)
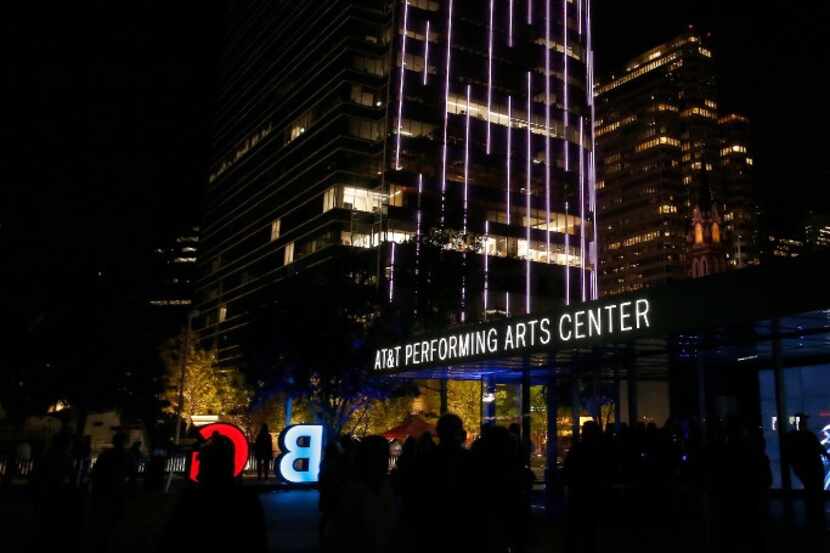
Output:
top-left (595, 30), bottom-right (758, 296)
top-left (197, 1), bottom-right (600, 365)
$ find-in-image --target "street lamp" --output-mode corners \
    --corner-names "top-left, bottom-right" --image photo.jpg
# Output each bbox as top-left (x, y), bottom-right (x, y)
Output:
top-left (165, 309), bottom-right (199, 494)
top-left (174, 309), bottom-right (200, 446)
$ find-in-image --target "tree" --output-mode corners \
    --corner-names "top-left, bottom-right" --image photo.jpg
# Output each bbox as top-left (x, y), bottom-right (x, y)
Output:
top-left (243, 252), bottom-right (414, 438)
top-left (161, 331), bottom-right (251, 429)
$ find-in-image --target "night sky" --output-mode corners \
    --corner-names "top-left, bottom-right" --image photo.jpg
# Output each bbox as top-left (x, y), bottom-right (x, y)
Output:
top-left (0, 1), bottom-right (827, 410)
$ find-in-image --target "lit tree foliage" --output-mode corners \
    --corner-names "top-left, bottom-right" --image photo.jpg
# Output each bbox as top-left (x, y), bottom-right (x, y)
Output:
top-left (448, 380), bottom-right (482, 438)
top-left (161, 331), bottom-right (251, 428)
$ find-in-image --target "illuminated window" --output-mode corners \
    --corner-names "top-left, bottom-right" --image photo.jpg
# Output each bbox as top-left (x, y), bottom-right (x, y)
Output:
top-left (658, 204), bottom-right (678, 215)
top-left (699, 47), bottom-right (712, 58)
top-left (635, 136), bottom-right (681, 152)
top-left (388, 185), bottom-right (404, 208)
top-left (349, 118), bottom-right (384, 141)
top-left (394, 118), bottom-right (437, 138)
top-left (695, 223), bottom-right (704, 245)
top-left (323, 185), bottom-right (386, 214)
top-left (720, 144), bottom-right (748, 157)
top-left (284, 242), bottom-right (295, 265)
top-left (655, 103), bottom-right (678, 112)
top-left (595, 115), bottom-right (637, 137)
top-left (681, 106), bottom-right (717, 120)
top-left (270, 219), bottom-right (281, 242)
top-left (218, 305), bottom-right (227, 323)
top-left (712, 222), bottom-right (721, 243)
top-left (598, 52), bottom-right (679, 94)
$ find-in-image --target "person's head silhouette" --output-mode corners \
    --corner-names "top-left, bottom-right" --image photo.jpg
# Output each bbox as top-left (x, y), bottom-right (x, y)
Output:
top-left (794, 413), bottom-right (810, 432)
top-left (357, 436), bottom-right (390, 491)
top-left (197, 433), bottom-right (235, 488)
top-left (436, 414), bottom-right (466, 448)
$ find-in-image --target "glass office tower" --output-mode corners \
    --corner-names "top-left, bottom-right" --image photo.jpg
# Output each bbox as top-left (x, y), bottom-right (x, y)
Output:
top-left (198, 0), bottom-right (598, 364)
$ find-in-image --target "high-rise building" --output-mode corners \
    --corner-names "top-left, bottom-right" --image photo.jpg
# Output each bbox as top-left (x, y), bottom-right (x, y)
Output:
top-left (197, 1), bottom-right (599, 365)
top-left (804, 212), bottom-right (830, 252)
top-left (148, 225), bottom-right (200, 338)
top-left (595, 30), bottom-right (757, 296)
top-left (719, 113), bottom-right (758, 266)
top-left (149, 226), bottom-right (200, 309)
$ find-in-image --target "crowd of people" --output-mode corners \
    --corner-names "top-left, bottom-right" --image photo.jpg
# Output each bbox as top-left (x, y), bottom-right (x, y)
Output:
top-left (6, 411), bottom-right (828, 552)
top-left (319, 414), bottom-right (534, 553)
top-left (317, 413), bottom-right (829, 553)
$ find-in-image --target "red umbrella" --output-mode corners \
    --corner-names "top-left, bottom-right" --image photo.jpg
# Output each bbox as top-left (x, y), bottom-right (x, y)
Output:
top-left (383, 415), bottom-right (435, 442)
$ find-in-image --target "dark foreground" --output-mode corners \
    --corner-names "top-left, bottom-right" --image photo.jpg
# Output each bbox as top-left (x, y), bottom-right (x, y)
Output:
top-left (2, 482), bottom-right (828, 552)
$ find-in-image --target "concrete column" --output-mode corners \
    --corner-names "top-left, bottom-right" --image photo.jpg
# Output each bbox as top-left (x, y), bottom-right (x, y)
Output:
top-left (571, 375), bottom-right (581, 440)
top-left (545, 371), bottom-right (559, 510)
top-left (521, 362), bottom-right (532, 465)
top-left (591, 364), bottom-right (601, 426)
top-left (614, 365), bottom-right (622, 433)
top-left (696, 352), bottom-right (707, 431)
top-left (627, 355), bottom-right (639, 426)
top-left (772, 320), bottom-right (792, 491)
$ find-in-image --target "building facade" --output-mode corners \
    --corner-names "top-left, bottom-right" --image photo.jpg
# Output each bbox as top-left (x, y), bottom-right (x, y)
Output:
top-left (595, 30), bottom-right (757, 296)
top-left (197, 0), bottom-right (600, 365)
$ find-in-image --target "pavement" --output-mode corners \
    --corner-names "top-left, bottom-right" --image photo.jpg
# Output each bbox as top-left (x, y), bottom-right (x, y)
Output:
top-left (3, 479), bottom-right (830, 552)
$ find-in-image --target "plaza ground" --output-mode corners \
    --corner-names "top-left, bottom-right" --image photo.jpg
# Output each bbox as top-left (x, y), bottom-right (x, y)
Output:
top-left (3, 481), bottom-right (829, 552)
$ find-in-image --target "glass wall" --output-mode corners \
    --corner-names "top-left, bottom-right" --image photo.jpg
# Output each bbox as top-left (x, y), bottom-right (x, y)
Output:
top-left (759, 364), bottom-right (830, 490)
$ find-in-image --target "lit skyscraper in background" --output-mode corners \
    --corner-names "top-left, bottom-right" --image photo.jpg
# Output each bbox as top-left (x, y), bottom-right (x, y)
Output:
top-left (595, 30), bottom-right (757, 296)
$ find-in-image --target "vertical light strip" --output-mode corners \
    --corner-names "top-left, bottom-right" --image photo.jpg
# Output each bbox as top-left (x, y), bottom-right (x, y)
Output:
top-left (440, 0), bottom-right (454, 225)
top-left (416, 173), bottom-right (423, 273)
top-left (395, 0), bottom-right (410, 171)
top-left (526, 71), bottom-right (532, 315)
top-left (487, 0), bottom-right (494, 154)
top-left (563, 0), bottom-right (569, 173)
top-left (586, 0), bottom-right (598, 299)
top-left (506, 96), bottom-right (512, 225)
top-left (464, 85), bottom-right (471, 235)
top-left (509, 0), bottom-right (514, 47)
top-left (484, 221), bottom-right (490, 316)
top-left (424, 21), bottom-right (430, 85)
top-left (579, 117), bottom-right (586, 301)
top-left (578, 0), bottom-right (582, 35)
top-left (506, 94), bottom-right (512, 317)
top-left (461, 85), bottom-right (471, 324)
top-left (564, 202), bottom-right (570, 305)
top-left (544, 0), bottom-right (551, 263)
top-left (528, 0), bottom-right (532, 24)
top-left (389, 242), bottom-right (396, 303)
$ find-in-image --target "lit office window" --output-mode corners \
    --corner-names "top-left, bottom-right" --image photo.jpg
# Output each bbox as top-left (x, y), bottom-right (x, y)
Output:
top-left (271, 219), bottom-right (281, 242)
top-left (284, 242), bottom-right (295, 265)
top-left (218, 305), bottom-right (228, 323)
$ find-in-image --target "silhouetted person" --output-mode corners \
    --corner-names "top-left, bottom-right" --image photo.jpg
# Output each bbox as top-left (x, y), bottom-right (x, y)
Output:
top-left (145, 440), bottom-right (168, 492)
top-left (423, 414), bottom-right (471, 553)
top-left (564, 421), bottom-right (609, 553)
top-left (391, 436), bottom-right (418, 518)
top-left (319, 438), bottom-right (348, 550)
top-left (785, 413), bottom-right (830, 534)
top-left (328, 436), bottom-right (400, 553)
top-left (469, 424), bottom-right (533, 553)
top-left (158, 431), bottom-right (267, 553)
top-left (89, 431), bottom-right (131, 551)
top-left (254, 424), bottom-right (273, 481)
top-left (33, 429), bottom-right (82, 552)
top-left (128, 440), bottom-right (144, 491)
top-left (74, 435), bottom-right (92, 488)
